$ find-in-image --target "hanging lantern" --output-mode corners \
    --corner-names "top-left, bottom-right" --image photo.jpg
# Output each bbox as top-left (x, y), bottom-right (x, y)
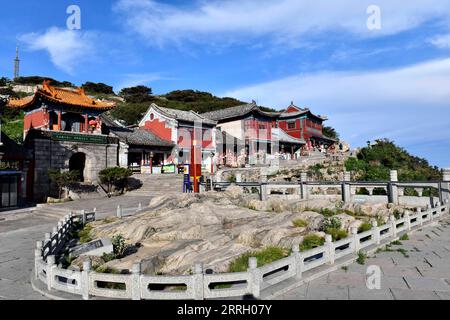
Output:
top-left (89, 120), bottom-right (97, 128)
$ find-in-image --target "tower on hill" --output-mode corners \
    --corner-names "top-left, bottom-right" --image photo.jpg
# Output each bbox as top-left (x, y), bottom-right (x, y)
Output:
top-left (14, 46), bottom-right (20, 79)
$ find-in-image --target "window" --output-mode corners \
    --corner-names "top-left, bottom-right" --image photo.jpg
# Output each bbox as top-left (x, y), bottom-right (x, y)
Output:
top-left (287, 121), bottom-right (296, 129)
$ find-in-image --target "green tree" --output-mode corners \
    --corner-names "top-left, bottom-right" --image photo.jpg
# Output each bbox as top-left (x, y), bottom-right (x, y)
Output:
top-left (81, 82), bottom-right (114, 95)
top-left (0, 77), bottom-right (11, 87)
top-left (98, 167), bottom-right (133, 194)
top-left (322, 126), bottom-right (340, 140)
top-left (345, 139), bottom-right (441, 181)
top-left (48, 169), bottom-right (81, 199)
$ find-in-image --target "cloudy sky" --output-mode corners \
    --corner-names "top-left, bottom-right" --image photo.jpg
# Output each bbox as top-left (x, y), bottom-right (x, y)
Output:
top-left (0, 0), bottom-right (449, 167)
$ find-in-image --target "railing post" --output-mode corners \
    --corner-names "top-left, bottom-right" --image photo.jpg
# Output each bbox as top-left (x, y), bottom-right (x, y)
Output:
top-left (117, 205), bottom-right (123, 218)
top-left (417, 208), bottom-right (423, 226)
top-left (300, 172), bottom-right (308, 200)
top-left (372, 220), bottom-right (380, 245)
top-left (81, 260), bottom-right (91, 300)
top-left (248, 257), bottom-right (260, 299)
top-left (388, 170), bottom-right (399, 205)
top-left (35, 241), bottom-right (43, 280)
top-left (193, 263), bottom-right (204, 300)
top-left (351, 227), bottom-right (359, 253)
top-left (292, 244), bottom-right (303, 279)
top-left (342, 171), bottom-right (351, 203)
top-left (405, 212), bottom-right (411, 231)
top-left (131, 263), bottom-right (141, 300)
top-left (44, 232), bottom-right (51, 255)
top-left (46, 255), bottom-right (56, 291)
top-left (260, 184), bottom-right (268, 201)
top-left (325, 235), bottom-right (334, 265)
top-left (81, 209), bottom-right (86, 225)
top-left (390, 215), bottom-right (397, 238)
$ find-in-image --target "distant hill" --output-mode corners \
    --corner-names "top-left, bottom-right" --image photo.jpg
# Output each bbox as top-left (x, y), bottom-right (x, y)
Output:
top-left (111, 89), bottom-right (270, 125)
top-left (345, 139), bottom-right (442, 181)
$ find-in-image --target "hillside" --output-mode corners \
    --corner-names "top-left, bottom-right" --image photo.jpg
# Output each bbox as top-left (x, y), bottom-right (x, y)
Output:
top-left (345, 139), bottom-right (442, 181)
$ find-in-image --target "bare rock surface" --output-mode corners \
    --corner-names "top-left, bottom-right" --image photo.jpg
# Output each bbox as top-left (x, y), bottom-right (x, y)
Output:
top-left (85, 192), bottom-right (408, 275)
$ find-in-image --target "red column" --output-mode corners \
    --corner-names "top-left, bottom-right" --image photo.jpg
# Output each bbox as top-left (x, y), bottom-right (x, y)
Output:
top-left (57, 111), bottom-right (62, 131)
top-left (84, 115), bottom-right (88, 133)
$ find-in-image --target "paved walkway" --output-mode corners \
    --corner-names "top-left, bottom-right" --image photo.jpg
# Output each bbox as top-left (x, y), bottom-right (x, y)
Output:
top-left (275, 217), bottom-right (450, 300)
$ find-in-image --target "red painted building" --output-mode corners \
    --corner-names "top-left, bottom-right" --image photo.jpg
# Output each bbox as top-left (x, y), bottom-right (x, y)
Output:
top-left (138, 103), bottom-right (217, 169)
top-left (277, 102), bottom-right (335, 151)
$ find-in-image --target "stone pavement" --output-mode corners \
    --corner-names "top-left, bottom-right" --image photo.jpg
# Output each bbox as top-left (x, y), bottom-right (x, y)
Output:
top-left (275, 217), bottom-right (450, 300)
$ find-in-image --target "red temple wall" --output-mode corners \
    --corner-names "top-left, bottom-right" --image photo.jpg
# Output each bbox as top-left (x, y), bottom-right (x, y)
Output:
top-left (24, 110), bottom-right (48, 134)
top-left (143, 119), bottom-right (173, 142)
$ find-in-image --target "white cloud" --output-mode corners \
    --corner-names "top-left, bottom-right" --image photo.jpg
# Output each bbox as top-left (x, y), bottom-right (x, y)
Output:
top-left (20, 27), bottom-right (95, 74)
top-left (429, 34), bottom-right (450, 48)
top-left (114, 0), bottom-right (450, 46)
top-left (222, 58), bottom-right (450, 166)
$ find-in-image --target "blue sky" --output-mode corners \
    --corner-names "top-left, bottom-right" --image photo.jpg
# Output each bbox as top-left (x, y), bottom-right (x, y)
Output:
top-left (0, 0), bottom-right (449, 168)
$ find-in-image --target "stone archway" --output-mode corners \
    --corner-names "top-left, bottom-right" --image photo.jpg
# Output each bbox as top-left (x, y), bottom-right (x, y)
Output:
top-left (69, 152), bottom-right (86, 182)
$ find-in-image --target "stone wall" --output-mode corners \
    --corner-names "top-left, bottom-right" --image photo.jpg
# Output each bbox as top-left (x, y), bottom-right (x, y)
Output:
top-left (31, 138), bottom-right (118, 202)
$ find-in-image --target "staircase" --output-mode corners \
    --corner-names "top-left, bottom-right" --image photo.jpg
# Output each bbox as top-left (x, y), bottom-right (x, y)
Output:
top-left (125, 174), bottom-right (185, 197)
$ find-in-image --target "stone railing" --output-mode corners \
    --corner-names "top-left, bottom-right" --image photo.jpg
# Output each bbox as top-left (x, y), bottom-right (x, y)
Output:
top-left (207, 169), bottom-right (450, 207)
top-left (34, 200), bottom-right (449, 300)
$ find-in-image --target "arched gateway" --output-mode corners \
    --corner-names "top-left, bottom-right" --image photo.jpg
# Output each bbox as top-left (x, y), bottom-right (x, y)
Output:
top-left (69, 152), bottom-right (86, 182)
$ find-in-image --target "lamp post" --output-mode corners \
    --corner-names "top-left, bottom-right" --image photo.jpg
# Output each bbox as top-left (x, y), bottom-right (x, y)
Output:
top-left (210, 152), bottom-right (215, 174)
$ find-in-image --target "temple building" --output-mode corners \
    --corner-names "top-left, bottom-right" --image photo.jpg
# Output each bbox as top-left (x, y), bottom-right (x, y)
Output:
top-left (138, 103), bottom-right (217, 171)
top-left (201, 102), bottom-right (306, 165)
top-left (7, 81), bottom-right (119, 202)
top-left (278, 102), bottom-right (336, 151)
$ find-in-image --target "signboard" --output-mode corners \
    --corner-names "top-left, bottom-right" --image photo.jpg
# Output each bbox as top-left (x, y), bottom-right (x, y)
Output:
top-left (51, 132), bottom-right (108, 144)
top-left (162, 164), bottom-right (176, 174)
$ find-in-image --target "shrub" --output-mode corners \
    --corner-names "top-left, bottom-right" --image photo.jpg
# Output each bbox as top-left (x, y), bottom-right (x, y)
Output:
top-left (98, 167), bottom-right (133, 194)
top-left (227, 174), bottom-right (237, 183)
top-left (228, 247), bottom-right (287, 273)
top-left (77, 224), bottom-right (93, 244)
top-left (300, 234), bottom-right (325, 252)
top-left (111, 234), bottom-right (126, 258)
top-left (323, 217), bottom-right (342, 230)
top-left (48, 169), bottom-right (81, 199)
top-left (399, 233), bottom-right (409, 241)
top-left (292, 219), bottom-right (308, 228)
top-left (358, 222), bottom-right (372, 233)
top-left (325, 228), bottom-right (348, 241)
top-left (357, 251), bottom-right (367, 265)
top-left (320, 208), bottom-right (337, 217)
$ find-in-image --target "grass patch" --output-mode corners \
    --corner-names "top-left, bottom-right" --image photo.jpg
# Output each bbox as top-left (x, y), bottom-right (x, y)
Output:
top-left (399, 233), bottom-right (409, 241)
top-left (341, 266), bottom-right (348, 272)
top-left (391, 240), bottom-right (402, 246)
top-left (74, 224), bottom-right (93, 244)
top-left (357, 251), bottom-right (367, 265)
top-left (358, 222), bottom-right (372, 233)
top-left (292, 219), bottom-right (308, 228)
top-left (228, 247), bottom-right (288, 273)
top-left (299, 234), bottom-right (325, 252)
top-left (324, 228), bottom-right (348, 241)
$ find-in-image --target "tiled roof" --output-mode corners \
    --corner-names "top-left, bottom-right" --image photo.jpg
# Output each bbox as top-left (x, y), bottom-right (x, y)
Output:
top-left (201, 102), bottom-right (278, 121)
top-left (151, 104), bottom-right (217, 125)
top-left (110, 127), bottom-right (174, 147)
top-left (7, 81), bottom-right (116, 110)
top-left (272, 128), bottom-right (306, 145)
